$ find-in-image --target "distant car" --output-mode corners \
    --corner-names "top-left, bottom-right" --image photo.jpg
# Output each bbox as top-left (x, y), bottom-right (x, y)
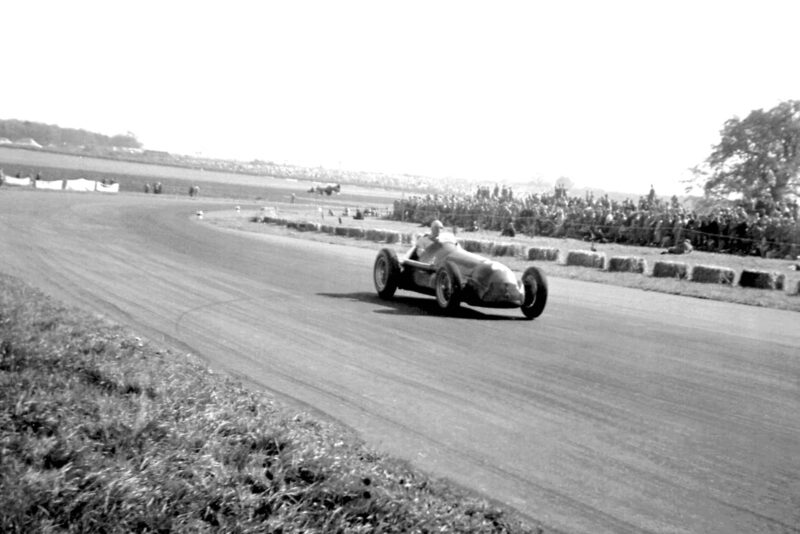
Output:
top-left (373, 232), bottom-right (547, 319)
top-left (308, 183), bottom-right (341, 195)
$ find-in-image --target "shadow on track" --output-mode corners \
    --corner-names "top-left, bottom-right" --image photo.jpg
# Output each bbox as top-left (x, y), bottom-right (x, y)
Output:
top-left (317, 292), bottom-right (525, 321)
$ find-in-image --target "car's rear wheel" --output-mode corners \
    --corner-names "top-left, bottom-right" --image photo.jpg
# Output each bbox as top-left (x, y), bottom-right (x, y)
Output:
top-left (435, 263), bottom-right (461, 312)
top-left (521, 266), bottom-right (548, 319)
top-left (374, 248), bottom-right (400, 299)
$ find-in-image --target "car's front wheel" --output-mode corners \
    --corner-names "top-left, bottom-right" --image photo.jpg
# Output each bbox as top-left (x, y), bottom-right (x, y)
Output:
top-left (374, 248), bottom-right (400, 299)
top-left (435, 263), bottom-right (461, 312)
top-left (521, 266), bottom-right (548, 319)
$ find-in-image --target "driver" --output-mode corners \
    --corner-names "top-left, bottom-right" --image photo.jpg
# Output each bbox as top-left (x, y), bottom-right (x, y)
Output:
top-left (407, 219), bottom-right (445, 261)
top-left (429, 219), bottom-right (444, 240)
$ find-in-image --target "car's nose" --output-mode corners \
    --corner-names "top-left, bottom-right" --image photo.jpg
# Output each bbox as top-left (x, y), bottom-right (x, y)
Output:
top-left (482, 270), bottom-right (524, 304)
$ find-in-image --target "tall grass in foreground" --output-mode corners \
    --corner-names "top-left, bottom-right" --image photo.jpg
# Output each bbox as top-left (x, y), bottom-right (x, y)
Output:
top-left (0, 274), bottom-right (537, 533)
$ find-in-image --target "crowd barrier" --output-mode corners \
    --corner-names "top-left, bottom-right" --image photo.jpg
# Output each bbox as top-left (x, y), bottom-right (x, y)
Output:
top-left (64, 178), bottom-right (97, 192)
top-left (250, 215), bottom-right (800, 294)
top-left (34, 179), bottom-right (64, 190)
top-left (2, 176), bottom-right (119, 193)
top-left (2, 176), bottom-right (32, 186)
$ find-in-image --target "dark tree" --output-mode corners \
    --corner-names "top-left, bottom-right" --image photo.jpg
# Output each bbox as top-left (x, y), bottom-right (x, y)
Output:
top-left (697, 100), bottom-right (800, 205)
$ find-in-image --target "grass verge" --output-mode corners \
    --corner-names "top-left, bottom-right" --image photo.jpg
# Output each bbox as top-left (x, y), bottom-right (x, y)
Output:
top-left (0, 273), bottom-right (537, 533)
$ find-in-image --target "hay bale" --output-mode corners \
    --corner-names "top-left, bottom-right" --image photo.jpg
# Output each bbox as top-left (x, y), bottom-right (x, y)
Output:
top-left (652, 261), bottom-right (689, 279)
top-left (608, 256), bottom-right (647, 274)
top-left (385, 231), bottom-right (401, 244)
top-left (527, 247), bottom-right (560, 262)
top-left (346, 227), bottom-right (366, 239)
top-left (492, 243), bottom-right (518, 257)
top-left (459, 239), bottom-right (485, 253)
top-left (286, 221), bottom-right (299, 229)
top-left (401, 233), bottom-right (415, 244)
top-left (691, 265), bottom-right (735, 285)
top-left (565, 250), bottom-right (606, 269)
top-left (320, 224), bottom-right (335, 234)
top-left (334, 226), bottom-right (349, 236)
top-left (297, 221), bottom-right (320, 232)
top-left (738, 269), bottom-right (785, 290)
top-left (365, 229), bottom-right (387, 242)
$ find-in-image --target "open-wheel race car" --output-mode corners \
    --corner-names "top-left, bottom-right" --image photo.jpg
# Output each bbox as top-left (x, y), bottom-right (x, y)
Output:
top-left (373, 228), bottom-right (548, 319)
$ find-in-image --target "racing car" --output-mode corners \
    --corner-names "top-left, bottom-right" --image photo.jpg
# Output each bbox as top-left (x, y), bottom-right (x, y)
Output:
top-left (373, 229), bottom-right (547, 319)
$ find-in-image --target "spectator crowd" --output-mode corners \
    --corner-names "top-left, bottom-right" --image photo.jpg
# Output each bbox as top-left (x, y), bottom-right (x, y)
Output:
top-left (391, 184), bottom-right (800, 259)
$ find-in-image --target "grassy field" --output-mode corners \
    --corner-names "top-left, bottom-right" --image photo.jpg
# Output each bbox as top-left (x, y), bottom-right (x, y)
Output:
top-left (0, 273), bottom-right (538, 533)
top-left (0, 147), bottom-right (401, 205)
top-left (205, 205), bottom-right (800, 313)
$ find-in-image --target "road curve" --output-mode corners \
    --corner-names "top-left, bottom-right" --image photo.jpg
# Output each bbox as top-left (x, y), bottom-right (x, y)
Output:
top-left (1, 191), bottom-right (799, 534)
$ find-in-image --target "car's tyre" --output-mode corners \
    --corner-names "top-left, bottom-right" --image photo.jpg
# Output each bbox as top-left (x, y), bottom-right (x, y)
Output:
top-left (374, 248), bottom-right (401, 299)
top-left (435, 263), bottom-right (462, 312)
top-left (521, 266), bottom-right (548, 319)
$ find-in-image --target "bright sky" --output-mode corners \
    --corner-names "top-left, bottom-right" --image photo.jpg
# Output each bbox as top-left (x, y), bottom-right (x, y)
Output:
top-left (3, 1), bottom-right (799, 196)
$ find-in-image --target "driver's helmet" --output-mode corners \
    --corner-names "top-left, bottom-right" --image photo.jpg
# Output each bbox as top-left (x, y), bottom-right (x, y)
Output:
top-left (430, 220), bottom-right (444, 238)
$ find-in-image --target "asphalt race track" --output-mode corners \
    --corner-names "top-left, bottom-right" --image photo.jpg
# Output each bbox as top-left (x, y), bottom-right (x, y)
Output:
top-left (1, 190), bottom-right (799, 534)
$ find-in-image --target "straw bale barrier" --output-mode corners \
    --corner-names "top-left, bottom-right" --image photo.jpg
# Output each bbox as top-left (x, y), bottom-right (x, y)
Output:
top-left (334, 226), bottom-right (349, 237)
top-left (490, 243), bottom-right (522, 257)
top-left (527, 247), bottom-right (560, 262)
top-left (385, 231), bottom-right (401, 244)
top-left (565, 250), bottom-right (606, 269)
top-left (691, 265), bottom-right (735, 285)
top-left (608, 256), bottom-right (647, 274)
top-left (346, 227), bottom-right (366, 239)
top-left (738, 269), bottom-right (785, 290)
top-left (401, 233), bottom-right (415, 244)
top-left (459, 239), bottom-right (488, 253)
top-left (365, 229), bottom-right (386, 242)
top-left (652, 261), bottom-right (689, 279)
top-left (297, 221), bottom-right (320, 232)
top-left (320, 224), bottom-right (335, 234)
top-left (286, 221), bottom-right (298, 229)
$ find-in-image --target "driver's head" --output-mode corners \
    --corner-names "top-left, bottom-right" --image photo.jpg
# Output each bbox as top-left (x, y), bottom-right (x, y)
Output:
top-left (430, 220), bottom-right (444, 238)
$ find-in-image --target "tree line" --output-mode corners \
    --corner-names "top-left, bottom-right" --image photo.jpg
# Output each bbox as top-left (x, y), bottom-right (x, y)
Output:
top-left (0, 119), bottom-right (141, 149)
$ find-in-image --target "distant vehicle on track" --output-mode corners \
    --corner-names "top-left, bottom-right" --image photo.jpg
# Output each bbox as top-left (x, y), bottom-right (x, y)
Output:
top-left (308, 183), bottom-right (341, 195)
top-left (373, 225), bottom-right (548, 319)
